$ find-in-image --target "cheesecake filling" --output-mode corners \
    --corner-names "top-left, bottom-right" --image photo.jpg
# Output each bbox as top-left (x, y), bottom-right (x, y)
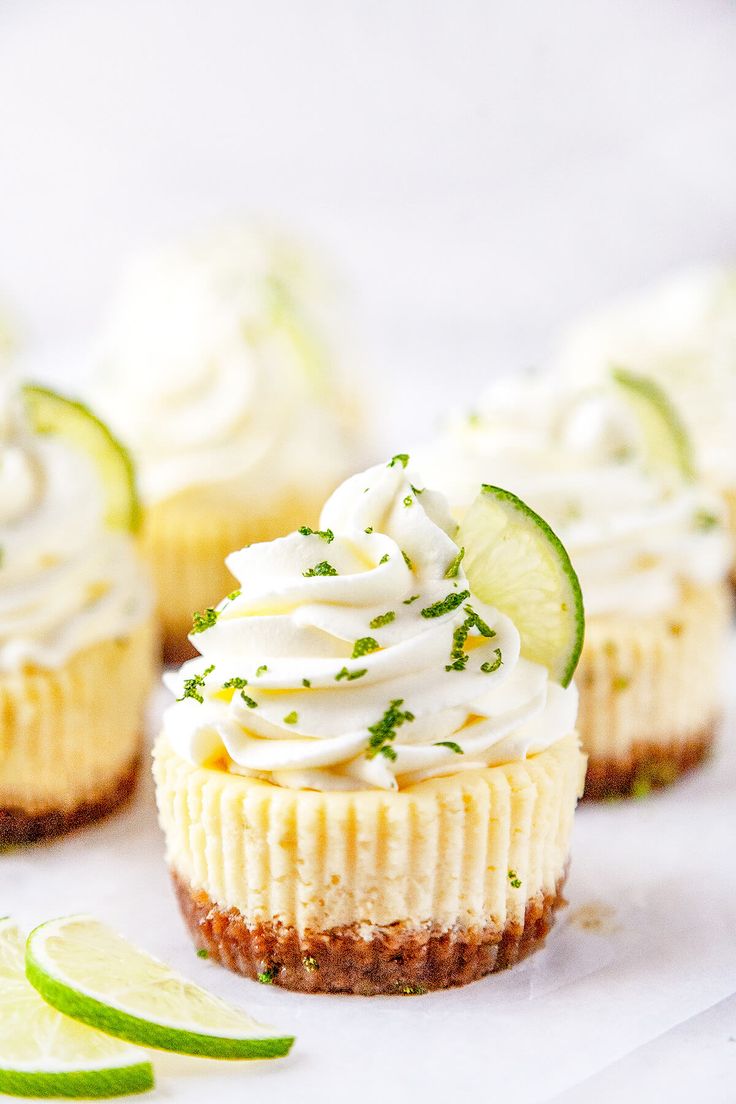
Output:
top-left (0, 381), bottom-right (152, 672)
top-left (163, 458), bottom-right (577, 792)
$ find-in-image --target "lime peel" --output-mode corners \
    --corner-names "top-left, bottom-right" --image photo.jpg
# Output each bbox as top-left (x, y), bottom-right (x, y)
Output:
top-left (458, 485), bottom-right (585, 688)
top-left (22, 384), bottom-right (141, 532)
top-left (611, 366), bottom-right (695, 481)
top-left (26, 916), bottom-right (295, 1061)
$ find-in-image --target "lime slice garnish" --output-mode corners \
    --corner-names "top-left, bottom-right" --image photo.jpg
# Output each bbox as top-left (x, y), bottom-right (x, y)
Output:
top-left (26, 916), bottom-right (295, 1061)
top-left (611, 366), bottom-right (695, 480)
top-left (457, 485), bottom-right (585, 688)
top-left (0, 918), bottom-right (153, 1099)
top-left (22, 384), bottom-right (141, 532)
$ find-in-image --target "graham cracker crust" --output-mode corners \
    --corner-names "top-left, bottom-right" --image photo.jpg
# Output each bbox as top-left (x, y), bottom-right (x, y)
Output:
top-left (583, 722), bottom-right (716, 801)
top-left (162, 635), bottom-right (198, 667)
top-left (172, 870), bottom-right (568, 994)
top-left (0, 754), bottom-right (141, 847)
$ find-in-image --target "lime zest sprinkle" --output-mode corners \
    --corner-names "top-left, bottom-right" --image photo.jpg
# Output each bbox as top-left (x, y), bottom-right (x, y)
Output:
top-left (366, 699), bottom-right (415, 760)
top-left (444, 546), bottom-right (465, 578)
top-left (196, 948), bottom-right (209, 959)
top-left (177, 664), bottom-right (215, 704)
top-left (421, 590), bottom-right (470, 619)
top-left (223, 676), bottom-right (248, 689)
top-left (403, 594), bottom-right (420, 605)
top-left (364, 526), bottom-right (374, 534)
top-left (434, 741), bottom-right (464, 754)
top-left (255, 665), bottom-right (268, 676)
top-left (303, 560), bottom-right (338, 577)
top-left (379, 553), bottom-right (390, 565)
top-left (410, 484), bottom-right (424, 496)
top-left (508, 869), bottom-right (522, 889)
top-left (227, 589), bottom-right (241, 601)
top-left (369, 610), bottom-right (395, 629)
top-left (302, 678), bottom-right (312, 688)
top-left (191, 607), bottom-right (218, 634)
top-left (388, 453), bottom-right (409, 469)
top-left (258, 967), bottom-right (278, 985)
top-left (283, 711), bottom-right (298, 725)
top-left (402, 549), bottom-right (414, 570)
top-left (241, 693), bottom-right (259, 709)
top-left (693, 509), bottom-right (720, 532)
top-left (336, 666), bottom-right (368, 681)
top-left (445, 605), bottom-right (495, 672)
top-left (403, 495), bottom-right (413, 508)
top-left (481, 649), bottom-right (503, 674)
top-left (302, 956), bottom-right (319, 973)
top-left (396, 983), bottom-right (427, 995)
top-left (298, 525), bottom-right (335, 543)
top-left (352, 636), bottom-right (380, 658)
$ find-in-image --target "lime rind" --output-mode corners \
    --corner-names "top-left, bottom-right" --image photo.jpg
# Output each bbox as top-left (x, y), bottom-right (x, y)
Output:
top-left (0, 1063), bottom-right (154, 1099)
top-left (26, 918), bottom-right (295, 1061)
top-left (459, 485), bottom-right (585, 688)
top-left (22, 384), bottom-right (142, 532)
top-left (611, 366), bottom-right (695, 480)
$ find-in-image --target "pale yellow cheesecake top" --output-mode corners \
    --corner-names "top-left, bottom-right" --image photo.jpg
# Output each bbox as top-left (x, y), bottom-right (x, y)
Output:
top-left (163, 457), bottom-right (578, 793)
top-left (91, 223), bottom-right (358, 509)
top-left (0, 380), bottom-right (152, 672)
top-left (417, 373), bottom-right (731, 618)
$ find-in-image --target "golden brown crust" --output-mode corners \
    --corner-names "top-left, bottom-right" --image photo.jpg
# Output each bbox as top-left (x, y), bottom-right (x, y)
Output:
top-left (0, 754), bottom-right (141, 847)
top-left (583, 722), bottom-right (716, 801)
top-left (172, 870), bottom-right (568, 994)
top-left (162, 635), bottom-right (198, 667)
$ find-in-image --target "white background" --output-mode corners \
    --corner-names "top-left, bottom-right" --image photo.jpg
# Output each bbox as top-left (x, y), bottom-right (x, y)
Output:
top-left (1, 3), bottom-right (736, 1101)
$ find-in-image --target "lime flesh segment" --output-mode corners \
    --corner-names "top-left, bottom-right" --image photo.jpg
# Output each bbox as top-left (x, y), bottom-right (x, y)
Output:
top-left (457, 486), bottom-right (585, 688)
top-left (0, 919), bottom-right (153, 1099)
top-left (22, 384), bottom-right (141, 532)
top-left (26, 916), bottom-right (295, 1060)
top-left (611, 366), bottom-right (695, 480)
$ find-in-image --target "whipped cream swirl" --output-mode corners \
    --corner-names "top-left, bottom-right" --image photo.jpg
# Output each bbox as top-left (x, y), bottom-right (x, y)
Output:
top-left (0, 381), bottom-right (152, 671)
top-left (417, 373), bottom-right (731, 618)
top-left (163, 460), bottom-right (577, 792)
top-left (559, 267), bottom-right (736, 487)
top-left (91, 224), bottom-right (357, 507)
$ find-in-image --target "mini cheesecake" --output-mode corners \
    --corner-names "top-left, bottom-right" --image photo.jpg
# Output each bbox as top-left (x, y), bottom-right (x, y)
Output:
top-left (154, 458), bottom-right (585, 993)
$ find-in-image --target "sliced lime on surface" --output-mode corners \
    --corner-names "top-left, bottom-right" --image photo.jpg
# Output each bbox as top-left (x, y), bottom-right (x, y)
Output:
top-left (457, 485), bottom-right (584, 688)
top-left (26, 916), bottom-right (295, 1061)
top-left (611, 366), bottom-right (695, 480)
top-left (22, 384), bottom-right (141, 532)
top-left (0, 918), bottom-right (153, 1099)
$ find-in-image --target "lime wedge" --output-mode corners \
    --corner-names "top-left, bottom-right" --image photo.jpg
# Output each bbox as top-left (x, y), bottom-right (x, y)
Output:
top-left (457, 485), bottom-right (584, 688)
top-left (26, 916), bottom-right (295, 1061)
top-left (22, 384), bottom-right (141, 532)
top-left (611, 366), bottom-right (695, 480)
top-left (0, 918), bottom-right (153, 1099)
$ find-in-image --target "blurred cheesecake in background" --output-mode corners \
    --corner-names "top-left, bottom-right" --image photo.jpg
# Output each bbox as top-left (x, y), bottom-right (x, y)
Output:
top-left (0, 377), bottom-right (156, 844)
top-left (558, 267), bottom-right (736, 584)
top-left (90, 223), bottom-right (364, 662)
top-left (418, 369), bottom-right (733, 799)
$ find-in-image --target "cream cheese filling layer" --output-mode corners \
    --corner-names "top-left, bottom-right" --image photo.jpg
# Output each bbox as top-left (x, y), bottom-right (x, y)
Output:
top-left (163, 460), bottom-right (577, 792)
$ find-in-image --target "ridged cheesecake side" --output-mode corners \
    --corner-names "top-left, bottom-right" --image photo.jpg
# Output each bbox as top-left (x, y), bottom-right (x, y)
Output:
top-left (0, 618), bottom-right (157, 844)
top-left (154, 732), bottom-right (585, 993)
top-left (577, 581), bottom-right (732, 799)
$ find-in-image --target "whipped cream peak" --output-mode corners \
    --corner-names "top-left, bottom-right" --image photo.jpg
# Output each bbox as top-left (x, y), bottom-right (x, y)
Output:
top-left (418, 373), bottom-right (731, 617)
top-left (163, 459), bottom-right (577, 791)
top-left (0, 380), bottom-right (152, 671)
top-left (91, 223), bottom-right (358, 507)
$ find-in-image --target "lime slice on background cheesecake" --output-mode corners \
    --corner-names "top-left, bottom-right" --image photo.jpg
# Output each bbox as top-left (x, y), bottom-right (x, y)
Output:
top-left (26, 916), bottom-right (295, 1060)
top-left (0, 918), bottom-right (153, 1099)
top-left (22, 384), bottom-right (141, 532)
top-left (611, 366), bottom-right (695, 480)
top-left (458, 485), bottom-right (585, 688)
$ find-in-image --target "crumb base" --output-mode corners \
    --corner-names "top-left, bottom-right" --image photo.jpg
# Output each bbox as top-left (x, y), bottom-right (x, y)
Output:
top-left (0, 754), bottom-right (141, 846)
top-left (172, 870), bottom-right (568, 994)
top-left (583, 722), bottom-right (715, 801)
top-left (162, 635), bottom-right (198, 667)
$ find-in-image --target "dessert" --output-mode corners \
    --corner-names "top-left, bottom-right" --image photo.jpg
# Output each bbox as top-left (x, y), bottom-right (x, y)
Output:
top-left (559, 266), bottom-right (736, 583)
top-left (91, 224), bottom-right (361, 661)
top-left (0, 381), bottom-right (156, 844)
top-left (419, 370), bottom-right (733, 799)
top-left (154, 457), bottom-right (585, 994)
